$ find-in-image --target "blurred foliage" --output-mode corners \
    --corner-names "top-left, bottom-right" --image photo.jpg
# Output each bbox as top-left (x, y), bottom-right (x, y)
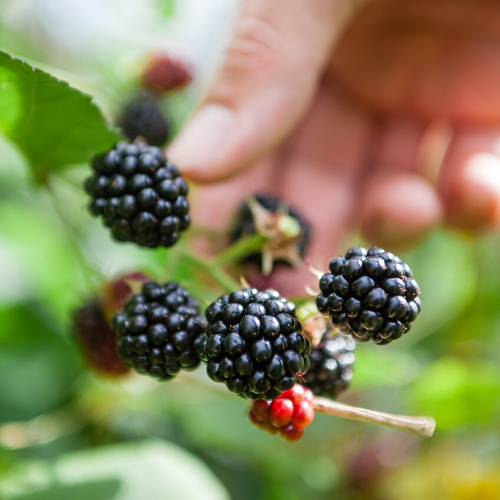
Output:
top-left (0, 441), bottom-right (229, 500)
top-left (157, 0), bottom-right (176, 18)
top-left (0, 2), bottom-right (499, 500)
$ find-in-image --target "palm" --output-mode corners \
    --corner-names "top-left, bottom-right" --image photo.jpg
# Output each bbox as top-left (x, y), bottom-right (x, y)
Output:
top-left (172, 0), bottom-right (500, 294)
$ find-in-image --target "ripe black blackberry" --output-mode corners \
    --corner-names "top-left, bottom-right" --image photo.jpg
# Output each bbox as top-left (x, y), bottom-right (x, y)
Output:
top-left (113, 281), bottom-right (207, 380)
top-left (204, 288), bottom-right (311, 400)
top-left (85, 141), bottom-right (190, 248)
top-left (230, 193), bottom-right (312, 270)
top-left (316, 247), bottom-right (421, 345)
top-left (303, 330), bottom-right (355, 398)
top-left (120, 92), bottom-right (170, 146)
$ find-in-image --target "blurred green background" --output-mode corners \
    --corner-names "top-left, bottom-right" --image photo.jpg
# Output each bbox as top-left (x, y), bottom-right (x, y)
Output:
top-left (0, 1), bottom-right (500, 499)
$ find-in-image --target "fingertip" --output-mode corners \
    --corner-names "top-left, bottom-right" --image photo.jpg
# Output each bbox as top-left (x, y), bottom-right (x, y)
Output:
top-left (440, 152), bottom-right (500, 231)
top-left (361, 173), bottom-right (443, 249)
top-left (167, 103), bottom-right (239, 183)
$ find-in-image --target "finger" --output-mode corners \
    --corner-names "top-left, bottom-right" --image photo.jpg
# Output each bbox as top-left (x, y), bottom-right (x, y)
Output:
top-left (267, 80), bottom-right (373, 296)
top-left (330, 0), bottom-right (500, 125)
top-left (374, 117), bottom-right (425, 174)
top-left (190, 157), bottom-right (276, 233)
top-left (359, 118), bottom-right (444, 249)
top-left (168, 0), bottom-right (345, 183)
top-left (438, 127), bottom-right (500, 230)
top-left (245, 84), bottom-right (374, 297)
top-left (360, 173), bottom-right (443, 249)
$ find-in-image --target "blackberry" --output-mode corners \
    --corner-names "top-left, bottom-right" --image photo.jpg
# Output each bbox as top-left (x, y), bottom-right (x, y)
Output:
top-left (204, 288), bottom-right (310, 400)
top-left (113, 281), bottom-right (207, 380)
top-left (85, 141), bottom-right (190, 248)
top-left (303, 330), bottom-right (355, 398)
top-left (74, 302), bottom-right (130, 376)
top-left (119, 92), bottom-right (170, 146)
top-left (316, 247), bottom-right (421, 344)
top-left (230, 194), bottom-right (312, 272)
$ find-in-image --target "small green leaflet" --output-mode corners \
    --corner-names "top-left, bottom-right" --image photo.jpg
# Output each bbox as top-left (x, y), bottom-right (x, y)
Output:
top-left (0, 51), bottom-right (121, 182)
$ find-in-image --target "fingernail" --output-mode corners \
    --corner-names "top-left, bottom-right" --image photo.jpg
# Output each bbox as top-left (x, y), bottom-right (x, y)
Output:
top-left (167, 103), bottom-right (235, 180)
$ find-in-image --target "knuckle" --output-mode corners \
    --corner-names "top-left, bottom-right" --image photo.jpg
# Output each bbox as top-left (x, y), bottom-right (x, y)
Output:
top-left (228, 12), bottom-right (291, 73)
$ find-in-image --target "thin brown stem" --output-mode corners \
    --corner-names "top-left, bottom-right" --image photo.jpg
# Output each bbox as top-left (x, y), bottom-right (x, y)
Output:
top-left (313, 397), bottom-right (435, 437)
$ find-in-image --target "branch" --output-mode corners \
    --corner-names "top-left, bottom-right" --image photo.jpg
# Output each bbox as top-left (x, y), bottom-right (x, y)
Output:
top-left (313, 397), bottom-right (435, 437)
top-left (181, 252), bottom-right (240, 293)
top-left (215, 233), bottom-right (267, 266)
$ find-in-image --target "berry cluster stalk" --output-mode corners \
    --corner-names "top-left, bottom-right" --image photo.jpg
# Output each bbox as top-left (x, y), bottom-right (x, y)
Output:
top-left (313, 397), bottom-right (435, 437)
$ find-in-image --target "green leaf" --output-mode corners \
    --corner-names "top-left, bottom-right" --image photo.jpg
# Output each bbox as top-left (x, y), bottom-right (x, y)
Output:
top-left (11, 480), bottom-right (120, 500)
top-left (0, 305), bottom-right (81, 422)
top-left (399, 231), bottom-right (477, 344)
top-left (352, 345), bottom-right (420, 390)
top-left (0, 199), bottom-right (88, 326)
top-left (411, 357), bottom-right (500, 429)
top-left (0, 51), bottom-right (120, 182)
top-left (0, 441), bottom-right (230, 500)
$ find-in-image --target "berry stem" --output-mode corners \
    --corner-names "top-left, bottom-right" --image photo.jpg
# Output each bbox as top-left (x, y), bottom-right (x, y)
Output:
top-left (45, 179), bottom-right (101, 287)
top-left (313, 397), bottom-right (436, 437)
top-left (56, 171), bottom-right (88, 191)
top-left (215, 233), bottom-right (268, 266)
top-left (180, 252), bottom-right (240, 293)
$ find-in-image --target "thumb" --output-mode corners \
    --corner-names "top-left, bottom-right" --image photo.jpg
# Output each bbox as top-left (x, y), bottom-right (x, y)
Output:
top-left (167, 0), bottom-right (345, 183)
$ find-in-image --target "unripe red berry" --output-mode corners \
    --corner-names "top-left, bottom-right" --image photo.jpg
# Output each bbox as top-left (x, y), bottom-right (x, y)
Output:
top-left (252, 399), bottom-right (272, 422)
top-left (292, 400), bottom-right (315, 428)
top-left (102, 272), bottom-right (150, 320)
top-left (249, 412), bottom-right (279, 434)
top-left (270, 398), bottom-right (294, 428)
top-left (141, 54), bottom-right (192, 93)
top-left (73, 301), bottom-right (130, 376)
top-left (280, 423), bottom-right (304, 442)
top-left (281, 384), bottom-right (306, 404)
top-left (303, 387), bottom-right (314, 403)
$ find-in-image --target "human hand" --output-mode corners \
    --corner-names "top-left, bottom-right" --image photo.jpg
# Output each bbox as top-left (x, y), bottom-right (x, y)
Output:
top-left (168, 0), bottom-right (500, 294)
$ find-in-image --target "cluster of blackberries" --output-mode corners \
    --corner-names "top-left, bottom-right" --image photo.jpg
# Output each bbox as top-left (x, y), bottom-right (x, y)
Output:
top-left (303, 330), bottom-right (355, 398)
top-left (249, 384), bottom-right (315, 442)
top-left (204, 288), bottom-right (311, 400)
top-left (316, 247), bottom-right (421, 345)
top-left (113, 281), bottom-right (207, 381)
top-left (119, 93), bottom-right (170, 147)
top-left (85, 142), bottom-right (190, 248)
